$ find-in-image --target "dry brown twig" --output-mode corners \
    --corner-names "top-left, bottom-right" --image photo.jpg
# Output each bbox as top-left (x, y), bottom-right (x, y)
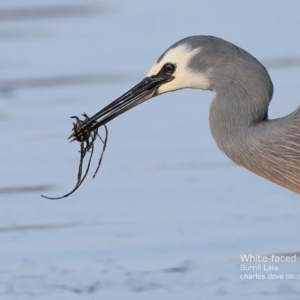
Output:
top-left (41, 113), bottom-right (108, 200)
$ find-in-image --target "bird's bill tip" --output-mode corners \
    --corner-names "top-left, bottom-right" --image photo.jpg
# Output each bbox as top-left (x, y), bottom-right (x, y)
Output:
top-left (87, 76), bottom-right (162, 127)
top-left (70, 75), bottom-right (171, 140)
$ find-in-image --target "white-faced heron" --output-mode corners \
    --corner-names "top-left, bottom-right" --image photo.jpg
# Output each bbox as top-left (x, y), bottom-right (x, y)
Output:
top-left (75, 36), bottom-right (300, 194)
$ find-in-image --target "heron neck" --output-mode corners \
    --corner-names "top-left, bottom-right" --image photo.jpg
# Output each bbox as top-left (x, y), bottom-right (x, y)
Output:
top-left (209, 86), bottom-right (271, 166)
top-left (209, 87), bottom-right (300, 193)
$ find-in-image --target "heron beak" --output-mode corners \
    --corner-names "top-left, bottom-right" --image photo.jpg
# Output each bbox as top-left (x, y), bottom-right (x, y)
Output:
top-left (69, 75), bottom-right (173, 139)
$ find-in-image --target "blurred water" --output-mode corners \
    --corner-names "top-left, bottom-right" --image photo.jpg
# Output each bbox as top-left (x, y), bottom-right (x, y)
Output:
top-left (0, 1), bottom-right (300, 299)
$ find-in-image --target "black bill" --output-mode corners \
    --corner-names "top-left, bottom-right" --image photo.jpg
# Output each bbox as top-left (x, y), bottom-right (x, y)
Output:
top-left (69, 74), bottom-right (173, 140)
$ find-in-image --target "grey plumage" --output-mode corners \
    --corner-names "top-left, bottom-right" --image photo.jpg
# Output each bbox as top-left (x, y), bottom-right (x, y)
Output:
top-left (80, 35), bottom-right (300, 194)
top-left (177, 36), bottom-right (300, 193)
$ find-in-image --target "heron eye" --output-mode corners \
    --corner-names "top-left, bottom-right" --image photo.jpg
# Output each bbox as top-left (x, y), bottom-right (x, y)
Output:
top-left (163, 63), bottom-right (176, 74)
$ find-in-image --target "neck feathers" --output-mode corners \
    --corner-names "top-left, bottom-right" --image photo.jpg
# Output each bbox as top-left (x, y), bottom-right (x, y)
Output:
top-left (210, 87), bottom-right (300, 193)
top-left (207, 55), bottom-right (300, 194)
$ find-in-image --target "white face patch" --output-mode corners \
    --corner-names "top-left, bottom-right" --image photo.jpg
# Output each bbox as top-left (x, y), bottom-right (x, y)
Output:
top-left (147, 44), bottom-right (210, 94)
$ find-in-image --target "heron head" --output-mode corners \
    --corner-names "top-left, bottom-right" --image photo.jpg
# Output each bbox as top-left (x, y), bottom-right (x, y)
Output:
top-left (147, 43), bottom-right (210, 94)
top-left (74, 39), bottom-right (211, 135)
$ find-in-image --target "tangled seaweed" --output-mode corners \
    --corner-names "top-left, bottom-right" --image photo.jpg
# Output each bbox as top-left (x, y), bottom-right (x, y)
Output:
top-left (41, 113), bottom-right (108, 200)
